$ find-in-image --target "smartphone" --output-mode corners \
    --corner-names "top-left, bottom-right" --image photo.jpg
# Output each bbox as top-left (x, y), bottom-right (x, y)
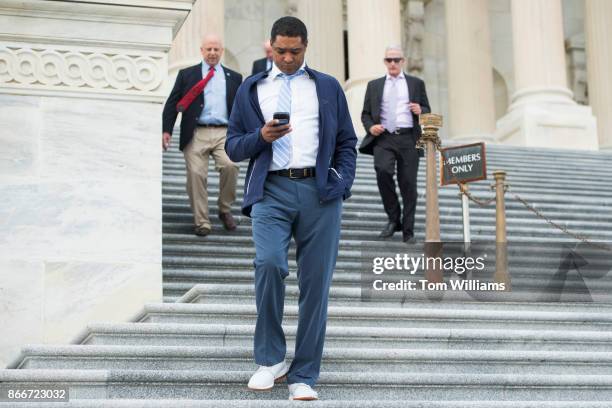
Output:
top-left (273, 112), bottom-right (290, 126)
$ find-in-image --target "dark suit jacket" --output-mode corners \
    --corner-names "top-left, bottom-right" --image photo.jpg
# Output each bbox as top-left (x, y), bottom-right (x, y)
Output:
top-left (359, 73), bottom-right (430, 155)
top-left (251, 58), bottom-right (270, 75)
top-left (162, 63), bottom-right (243, 151)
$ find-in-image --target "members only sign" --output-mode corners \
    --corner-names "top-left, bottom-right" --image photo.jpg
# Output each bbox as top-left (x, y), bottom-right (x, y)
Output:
top-left (440, 142), bottom-right (487, 186)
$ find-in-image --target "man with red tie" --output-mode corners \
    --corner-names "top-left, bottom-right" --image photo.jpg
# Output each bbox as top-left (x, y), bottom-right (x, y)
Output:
top-left (162, 34), bottom-right (243, 236)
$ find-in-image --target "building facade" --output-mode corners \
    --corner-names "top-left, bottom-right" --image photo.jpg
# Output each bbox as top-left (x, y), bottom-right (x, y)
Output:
top-left (169, 0), bottom-right (612, 149)
top-left (1, 0), bottom-right (612, 366)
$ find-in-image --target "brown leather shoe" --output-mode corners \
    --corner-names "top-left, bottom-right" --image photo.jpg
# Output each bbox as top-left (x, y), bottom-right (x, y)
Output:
top-left (194, 226), bottom-right (211, 237)
top-left (219, 212), bottom-right (237, 231)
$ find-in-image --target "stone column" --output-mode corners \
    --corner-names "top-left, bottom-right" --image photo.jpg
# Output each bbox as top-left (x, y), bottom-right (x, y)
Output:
top-left (495, 0), bottom-right (598, 150)
top-left (566, 34), bottom-right (588, 105)
top-left (168, 0), bottom-right (224, 78)
top-left (345, 0), bottom-right (402, 136)
top-left (444, 0), bottom-right (496, 142)
top-left (296, 0), bottom-right (344, 81)
top-left (585, 0), bottom-right (612, 150)
top-left (402, 0), bottom-right (425, 77)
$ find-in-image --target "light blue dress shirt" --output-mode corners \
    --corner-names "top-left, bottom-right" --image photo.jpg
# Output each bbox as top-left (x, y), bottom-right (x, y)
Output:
top-left (198, 62), bottom-right (228, 125)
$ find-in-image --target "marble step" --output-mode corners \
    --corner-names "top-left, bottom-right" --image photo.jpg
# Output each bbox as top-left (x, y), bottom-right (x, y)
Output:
top-left (160, 224), bottom-right (470, 242)
top-left (1, 369), bottom-right (611, 400)
top-left (160, 233), bottom-right (611, 251)
top-left (161, 266), bottom-right (611, 297)
top-left (162, 165), bottom-right (612, 189)
top-left (157, 272), bottom-right (612, 313)
top-left (160, 216), bottom-right (612, 239)
top-left (161, 212), bottom-right (612, 237)
top-left (161, 172), bottom-right (612, 194)
top-left (162, 156), bottom-right (612, 173)
top-left (160, 184), bottom-right (612, 207)
top-left (161, 268), bottom-right (612, 306)
top-left (161, 241), bottom-right (611, 263)
top-left (162, 204), bottom-right (612, 225)
top-left (163, 147), bottom-right (612, 165)
top-left (4, 400), bottom-right (611, 408)
top-left (79, 322), bottom-right (612, 352)
top-left (162, 151), bottom-right (612, 172)
top-left (13, 345), bottom-right (612, 376)
top-left (136, 302), bottom-right (612, 331)
top-left (162, 193), bottom-right (612, 222)
top-left (160, 223), bottom-right (612, 242)
top-left (159, 253), bottom-right (611, 278)
top-left (161, 227), bottom-right (596, 245)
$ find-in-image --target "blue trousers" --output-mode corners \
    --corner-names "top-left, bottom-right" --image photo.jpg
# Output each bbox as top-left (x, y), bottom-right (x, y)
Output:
top-left (251, 174), bottom-right (342, 387)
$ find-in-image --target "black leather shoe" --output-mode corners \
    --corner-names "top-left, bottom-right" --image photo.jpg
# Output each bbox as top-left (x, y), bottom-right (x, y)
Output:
top-left (403, 234), bottom-right (416, 244)
top-left (379, 221), bottom-right (401, 238)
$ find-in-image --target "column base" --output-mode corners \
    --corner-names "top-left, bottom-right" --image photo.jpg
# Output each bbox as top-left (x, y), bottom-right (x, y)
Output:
top-left (445, 132), bottom-right (497, 145)
top-left (495, 91), bottom-right (599, 150)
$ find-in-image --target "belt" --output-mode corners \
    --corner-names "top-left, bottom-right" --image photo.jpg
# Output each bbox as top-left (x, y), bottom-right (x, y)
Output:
top-left (387, 127), bottom-right (413, 135)
top-left (197, 123), bottom-right (227, 128)
top-left (269, 168), bottom-right (316, 179)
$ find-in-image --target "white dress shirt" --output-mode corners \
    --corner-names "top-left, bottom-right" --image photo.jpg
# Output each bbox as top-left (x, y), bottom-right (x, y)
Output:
top-left (257, 61), bottom-right (319, 171)
top-left (380, 71), bottom-right (413, 129)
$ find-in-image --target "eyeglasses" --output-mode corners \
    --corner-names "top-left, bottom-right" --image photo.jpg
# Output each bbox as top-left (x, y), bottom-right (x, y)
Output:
top-left (384, 58), bottom-right (403, 64)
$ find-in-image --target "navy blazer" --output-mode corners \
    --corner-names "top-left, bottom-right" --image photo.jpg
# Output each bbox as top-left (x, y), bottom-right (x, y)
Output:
top-left (162, 63), bottom-right (243, 151)
top-left (225, 66), bottom-right (358, 217)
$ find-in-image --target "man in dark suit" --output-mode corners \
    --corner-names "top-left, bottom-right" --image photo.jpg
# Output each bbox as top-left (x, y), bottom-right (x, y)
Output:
top-left (162, 34), bottom-right (243, 236)
top-left (250, 40), bottom-right (273, 75)
top-left (360, 45), bottom-right (430, 243)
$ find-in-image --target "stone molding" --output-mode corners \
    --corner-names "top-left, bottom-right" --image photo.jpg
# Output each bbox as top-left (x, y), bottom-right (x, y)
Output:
top-left (0, 0), bottom-right (193, 102)
top-left (0, 43), bottom-right (167, 101)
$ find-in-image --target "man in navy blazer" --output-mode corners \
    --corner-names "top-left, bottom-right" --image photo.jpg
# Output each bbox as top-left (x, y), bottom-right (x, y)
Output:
top-left (162, 34), bottom-right (243, 236)
top-left (226, 16), bottom-right (356, 401)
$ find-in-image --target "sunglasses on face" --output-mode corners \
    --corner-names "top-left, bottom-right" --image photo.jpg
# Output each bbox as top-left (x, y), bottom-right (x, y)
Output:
top-left (384, 57), bottom-right (403, 64)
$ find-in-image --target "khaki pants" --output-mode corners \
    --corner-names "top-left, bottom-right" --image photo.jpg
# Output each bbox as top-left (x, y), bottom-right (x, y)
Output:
top-left (183, 127), bottom-right (239, 231)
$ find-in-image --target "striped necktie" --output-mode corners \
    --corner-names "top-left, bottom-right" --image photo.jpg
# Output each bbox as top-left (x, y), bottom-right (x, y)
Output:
top-left (272, 69), bottom-right (304, 169)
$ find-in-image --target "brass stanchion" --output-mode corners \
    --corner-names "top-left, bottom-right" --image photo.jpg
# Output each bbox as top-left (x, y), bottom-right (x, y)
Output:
top-left (493, 170), bottom-right (511, 289)
top-left (418, 114), bottom-right (443, 284)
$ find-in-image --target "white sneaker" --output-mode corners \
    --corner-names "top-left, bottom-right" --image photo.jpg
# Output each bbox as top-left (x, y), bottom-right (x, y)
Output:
top-left (288, 383), bottom-right (318, 401)
top-left (247, 360), bottom-right (289, 391)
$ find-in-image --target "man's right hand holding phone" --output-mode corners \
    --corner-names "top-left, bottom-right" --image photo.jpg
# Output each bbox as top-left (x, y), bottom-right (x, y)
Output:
top-left (261, 117), bottom-right (292, 143)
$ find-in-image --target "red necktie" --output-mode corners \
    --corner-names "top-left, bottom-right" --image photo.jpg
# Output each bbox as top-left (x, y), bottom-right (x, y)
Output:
top-left (176, 66), bottom-right (215, 112)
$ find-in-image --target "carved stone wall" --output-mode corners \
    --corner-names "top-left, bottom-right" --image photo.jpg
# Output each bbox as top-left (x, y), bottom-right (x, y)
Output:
top-left (0, 0), bottom-right (191, 367)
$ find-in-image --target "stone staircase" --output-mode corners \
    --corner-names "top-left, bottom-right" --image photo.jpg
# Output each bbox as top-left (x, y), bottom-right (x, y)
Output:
top-left (2, 142), bottom-right (612, 406)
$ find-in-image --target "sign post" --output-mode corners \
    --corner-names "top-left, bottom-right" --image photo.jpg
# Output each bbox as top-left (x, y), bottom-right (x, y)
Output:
top-left (461, 184), bottom-right (471, 244)
top-left (439, 142), bottom-right (487, 244)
